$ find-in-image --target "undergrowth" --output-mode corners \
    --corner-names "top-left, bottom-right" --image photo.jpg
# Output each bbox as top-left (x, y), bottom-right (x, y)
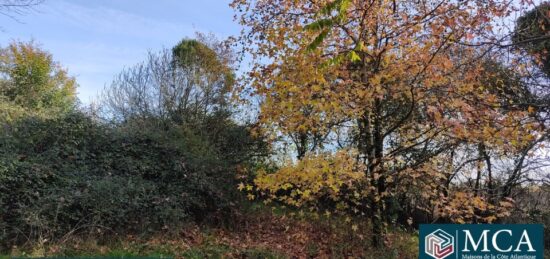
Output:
top-left (2, 203), bottom-right (419, 258)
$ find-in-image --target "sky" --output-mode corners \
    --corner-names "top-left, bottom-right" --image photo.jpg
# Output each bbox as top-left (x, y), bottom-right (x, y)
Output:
top-left (0, 0), bottom-right (238, 104)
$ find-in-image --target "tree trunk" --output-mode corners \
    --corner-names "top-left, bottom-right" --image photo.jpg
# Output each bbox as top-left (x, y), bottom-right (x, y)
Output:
top-left (479, 143), bottom-right (494, 202)
top-left (295, 132), bottom-right (308, 160)
top-left (372, 99), bottom-right (386, 247)
top-left (474, 143), bottom-right (483, 197)
top-left (359, 106), bottom-right (386, 248)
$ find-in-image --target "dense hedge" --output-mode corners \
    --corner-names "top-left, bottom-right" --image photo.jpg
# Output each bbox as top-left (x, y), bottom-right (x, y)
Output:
top-left (0, 112), bottom-right (265, 249)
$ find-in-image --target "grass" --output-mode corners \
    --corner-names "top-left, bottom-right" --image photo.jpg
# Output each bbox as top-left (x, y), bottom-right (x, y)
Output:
top-left (5, 235), bottom-right (289, 259)
top-left (1, 204), bottom-right (546, 258)
top-left (0, 204), bottom-right (419, 258)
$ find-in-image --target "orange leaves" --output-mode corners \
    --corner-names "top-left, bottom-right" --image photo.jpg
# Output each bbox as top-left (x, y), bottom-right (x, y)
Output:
top-left (235, 0), bottom-right (526, 150)
top-left (232, 0), bottom-right (537, 230)
top-left (426, 105), bottom-right (442, 123)
top-left (436, 191), bottom-right (514, 224)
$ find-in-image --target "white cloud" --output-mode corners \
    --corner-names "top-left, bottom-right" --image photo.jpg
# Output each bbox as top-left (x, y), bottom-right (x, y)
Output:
top-left (46, 0), bottom-right (195, 40)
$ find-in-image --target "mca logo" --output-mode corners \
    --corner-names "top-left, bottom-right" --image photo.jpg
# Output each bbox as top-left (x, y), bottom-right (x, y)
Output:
top-left (425, 229), bottom-right (454, 259)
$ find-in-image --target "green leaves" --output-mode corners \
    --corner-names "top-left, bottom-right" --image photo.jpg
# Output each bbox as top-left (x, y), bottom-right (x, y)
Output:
top-left (349, 50), bottom-right (361, 63)
top-left (304, 18), bottom-right (333, 31)
top-left (0, 110), bottom-right (264, 245)
top-left (319, 0), bottom-right (351, 17)
top-left (304, 0), bottom-right (351, 51)
top-left (307, 29), bottom-right (330, 51)
top-left (0, 41), bottom-right (77, 115)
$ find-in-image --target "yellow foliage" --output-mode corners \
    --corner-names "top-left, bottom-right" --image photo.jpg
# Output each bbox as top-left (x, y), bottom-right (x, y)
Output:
top-left (436, 191), bottom-right (513, 224)
top-left (253, 150), bottom-right (367, 212)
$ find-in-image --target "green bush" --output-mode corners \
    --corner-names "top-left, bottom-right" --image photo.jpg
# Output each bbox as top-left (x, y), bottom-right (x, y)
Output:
top-left (0, 111), bottom-right (266, 250)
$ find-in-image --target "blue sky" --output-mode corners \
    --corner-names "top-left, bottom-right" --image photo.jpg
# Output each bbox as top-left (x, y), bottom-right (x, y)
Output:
top-left (0, 0), bottom-right (238, 104)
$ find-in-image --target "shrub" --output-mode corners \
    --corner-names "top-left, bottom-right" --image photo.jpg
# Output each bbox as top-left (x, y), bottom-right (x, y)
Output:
top-left (0, 111), bottom-right (265, 250)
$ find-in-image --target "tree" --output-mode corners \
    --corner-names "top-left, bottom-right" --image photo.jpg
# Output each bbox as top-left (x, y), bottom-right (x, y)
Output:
top-left (103, 34), bottom-right (234, 125)
top-left (513, 2), bottom-right (550, 76)
top-left (512, 2), bottom-right (550, 120)
top-left (507, 2), bottom-right (550, 201)
top-left (0, 41), bottom-right (77, 116)
top-left (102, 33), bottom-right (267, 180)
top-left (233, 0), bottom-right (540, 247)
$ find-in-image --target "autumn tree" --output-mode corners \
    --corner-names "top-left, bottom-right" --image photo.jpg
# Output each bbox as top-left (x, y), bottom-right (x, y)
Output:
top-left (233, 0), bottom-right (541, 247)
top-left (0, 41), bottom-right (77, 118)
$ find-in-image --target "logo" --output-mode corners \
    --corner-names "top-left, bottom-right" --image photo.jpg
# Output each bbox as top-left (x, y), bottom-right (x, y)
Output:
top-left (425, 229), bottom-right (454, 259)
top-left (419, 224), bottom-right (543, 259)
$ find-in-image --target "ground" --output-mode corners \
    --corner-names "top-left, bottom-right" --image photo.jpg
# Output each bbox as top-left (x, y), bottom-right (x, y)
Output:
top-left (2, 205), bottom-right (419, 259)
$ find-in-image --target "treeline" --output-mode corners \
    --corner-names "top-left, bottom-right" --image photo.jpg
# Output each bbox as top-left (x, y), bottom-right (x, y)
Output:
top-left (0, 37), bottom-right (266, 250)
